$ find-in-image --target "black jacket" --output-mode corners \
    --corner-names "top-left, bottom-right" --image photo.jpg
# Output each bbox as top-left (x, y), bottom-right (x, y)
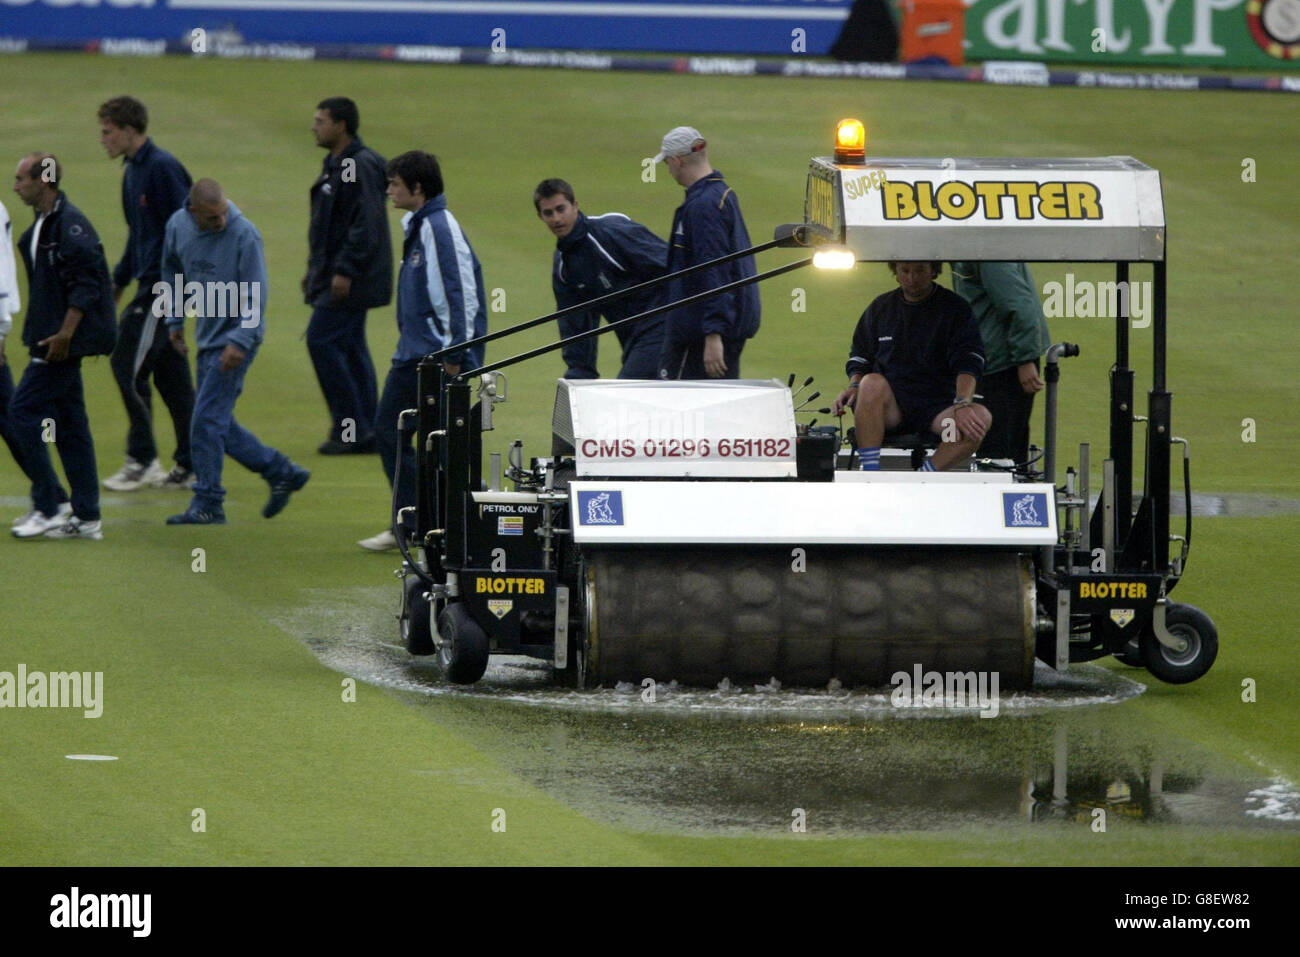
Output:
top-left (305, 136), bottom-right (393, 310)
top-left (112, 137), bottom-right (192, 289)
top-left (18, 194), bottom-right (116, 359)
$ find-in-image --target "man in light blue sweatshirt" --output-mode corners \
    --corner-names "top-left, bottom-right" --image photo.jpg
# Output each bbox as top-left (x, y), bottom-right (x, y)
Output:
top-left (159, 179), bottom-right (309, 524)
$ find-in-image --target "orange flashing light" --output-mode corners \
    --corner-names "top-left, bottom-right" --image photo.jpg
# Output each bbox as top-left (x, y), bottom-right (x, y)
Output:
top-left (834, 119), bottom-right (866, 165)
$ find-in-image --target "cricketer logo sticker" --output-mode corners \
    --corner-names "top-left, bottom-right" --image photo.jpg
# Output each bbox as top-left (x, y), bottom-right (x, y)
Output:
top-left (488, 599), bottom-right (513, 619)
top-left (1003, 492), bottom-right (1048, 528)
top-left (578, 490), bottom-right (624, 526)
top-left (498, 516), bottom-right (523, 536)
top-left (1110, 609), bottom-right (1136, 629)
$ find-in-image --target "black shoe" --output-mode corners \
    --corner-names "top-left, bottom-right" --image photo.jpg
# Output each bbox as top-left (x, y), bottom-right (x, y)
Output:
top-left (317, 435), bottom-right (377, 455)
top-left (263, 466), bottom-right (310, 518)
top-left (166, 506), bottom-right (227, 525)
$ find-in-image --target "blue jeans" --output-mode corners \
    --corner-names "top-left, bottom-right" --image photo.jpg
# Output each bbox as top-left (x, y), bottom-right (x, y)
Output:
top-left (10, 357), bottom-right (98, 520)
top-left (375, 359), bottom-right (418, 524)
top-left (307, 304), bottom-right (377, 441)
top-left (190, 345), bottom-right (290, 510)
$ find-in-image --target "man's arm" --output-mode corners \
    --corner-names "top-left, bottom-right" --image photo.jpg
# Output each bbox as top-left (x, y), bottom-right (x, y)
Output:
top-left (112, 175), bottom-right (135, 296)
top-left (225, 224), bottom-right (268, 357)
top-left (330, 155), bottom-right (387, 300)
top-left (597, 216), bottom-right (669, 283)
top-left (425, 214), bottom-right (480, 368)
top-left (552, 258), bottom-right (600, 379)
top-left (160, 218), bottom-right (187, 353)
top-left (834, 309), bottom-right (876, 415)
top-left (977, 262), bottom-right (1047, 392)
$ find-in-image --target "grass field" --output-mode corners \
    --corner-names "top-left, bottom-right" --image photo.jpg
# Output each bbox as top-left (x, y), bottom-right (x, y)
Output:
top-left (1, 53), bottom-right (1298, 866)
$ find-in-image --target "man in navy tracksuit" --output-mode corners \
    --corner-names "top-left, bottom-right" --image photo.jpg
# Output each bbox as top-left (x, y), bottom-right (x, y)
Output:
top-left (10, 153), bottom-right (117, 540)
top-left (98, 96), bottom-right (196, 491)
top-left (831, 262), bottom-right (990, 472)
top-left (161, 180), bottom-right (309, 524)
top-left (652, 126), bottom-right (760, 379)
top-left (304, 97), bottom-right (392, 454)
top-left (358, 151), bottom-right (486, 552)
top-left (533, 178), bottom-right (666, 379)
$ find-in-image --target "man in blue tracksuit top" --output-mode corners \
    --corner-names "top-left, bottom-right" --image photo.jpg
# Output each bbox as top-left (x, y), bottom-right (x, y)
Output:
top-left (533, 178), bottom-right (666, 379)
top-left (358, 150), bottom-right (487, 552)
top-left (160, 180), bottom-right (309, 524)
top-left (651, 126), bottom-right (760, 379)
top-left (98, 96), bottom-right (197, 491)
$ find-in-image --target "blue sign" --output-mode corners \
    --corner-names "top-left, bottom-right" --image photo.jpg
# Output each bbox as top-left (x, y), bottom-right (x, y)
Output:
top-left (1003, 491), bottom-right (1049, 528)
top-left (577, 490), bottom-right (624, 526)
top-left (0, 0), bottom-right (852, 55)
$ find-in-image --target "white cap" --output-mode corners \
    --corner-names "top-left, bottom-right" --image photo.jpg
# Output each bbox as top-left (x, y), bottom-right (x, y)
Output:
top-left (653, 126), bottom-right (706, 163)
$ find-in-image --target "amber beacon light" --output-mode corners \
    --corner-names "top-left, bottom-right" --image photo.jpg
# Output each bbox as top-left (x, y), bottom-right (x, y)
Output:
top-left (834, 118), bottom-right (866, 165)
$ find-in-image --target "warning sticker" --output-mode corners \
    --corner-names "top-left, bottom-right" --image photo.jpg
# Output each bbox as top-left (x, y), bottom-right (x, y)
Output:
top-left (498, 516), bottom-right (523, 536)
top-left (488, 599), bottom-right (513, 619)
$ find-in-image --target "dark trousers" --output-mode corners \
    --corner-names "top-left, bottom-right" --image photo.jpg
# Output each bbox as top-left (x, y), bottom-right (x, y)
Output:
top-left (10, 357), bottom-right (99, 520)
top-left (619, 331), bottom-right (666, 380)
top-left (110, 283), bottom-right (195, 468)
top-left (307, 304), bottom-right (378, 442)
top-left (375, 360), bottom-right (419, 526)
top-left (659, 336), bottom-right (744, 380)
top-left (977, 362), bottom-right (1038, 462)
top-left (190, 345), bottom-right (289, 510)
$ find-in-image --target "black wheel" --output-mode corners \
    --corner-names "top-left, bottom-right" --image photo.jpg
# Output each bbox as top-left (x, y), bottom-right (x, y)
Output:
top-left (1114, 637), bottom-right (1145, 667)
top-left (401, 576), bottom-right (435, 656)
top-left (437, 603), bottom-right (490, 684)
top-left (1140, 603), bottom-right (1218, 685)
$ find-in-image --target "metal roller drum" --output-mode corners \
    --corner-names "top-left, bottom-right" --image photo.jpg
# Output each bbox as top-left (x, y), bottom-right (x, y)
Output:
top-left (584, 547), bottom-right (1036, 689)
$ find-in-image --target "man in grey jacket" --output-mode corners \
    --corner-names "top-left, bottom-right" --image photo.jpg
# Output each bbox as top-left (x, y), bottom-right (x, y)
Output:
top-left (161, 179), bottom-right (309, 524)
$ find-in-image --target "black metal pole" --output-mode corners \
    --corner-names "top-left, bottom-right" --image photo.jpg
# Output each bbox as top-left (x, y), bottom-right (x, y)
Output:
top-left (1149, 257), bottom-right (1171, 573)
top-left (430, 236), bottom-right (796, 363)
top-left (461, 257), bottom-right (814, 379)
top-left (1111, 261), bottom-right (1134, 542)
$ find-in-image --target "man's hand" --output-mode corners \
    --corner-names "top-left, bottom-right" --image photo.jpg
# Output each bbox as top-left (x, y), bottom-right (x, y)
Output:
top-left (1018, 360), bottom-right (1044, 394)
top-left (0, 336), bottom-right (7, 367)
top-left (301, 275), bottom-right (308, 295)
top-left (112, 285), bottom-right (124, 305)
top-left (443, 361), bottom-right (460, 377)
top-left (832, 383), bottom-right (858, 417)
top-left (703, 333), bottom-right (726, 378)
top-left (329, 274), bottom-right (352, 304)
top-left (169, 329), bottom-right (188, 356)
top-left (219, 343), bottom-right (246, 373)
top-left (38, 330), bottom-right (73, 362)
top-left (953, 404), bottom-right (988, 443)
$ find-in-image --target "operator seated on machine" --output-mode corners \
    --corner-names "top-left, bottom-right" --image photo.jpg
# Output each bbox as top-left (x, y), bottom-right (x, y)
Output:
top-left (831, 261), bottom-right (990, 472)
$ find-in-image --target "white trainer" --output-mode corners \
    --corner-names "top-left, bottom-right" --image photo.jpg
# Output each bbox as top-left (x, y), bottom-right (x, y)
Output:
top-left (357, 529), bottom-right (398, 551)
top-left (43, 517), bottom-right (104, 540)
top-left (12, 501), bottom-right (71, 529)
top-left (13, 509), bottom-right (72, 538)
top-left (152, 466), bottom-right (196, 490)
top-left (104, 457), bottom-right (164, 492)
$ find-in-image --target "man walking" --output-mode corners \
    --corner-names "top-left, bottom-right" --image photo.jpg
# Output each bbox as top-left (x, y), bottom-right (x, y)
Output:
top-left (10, 153), bottom-right (117, 540)
top-left (358, 151), bottom-right (486, 551)
top-left (161, 180), bottom-right (309, 525)
top-left (98, 96), bottom-right (196, 491)
top-left (533, 178), bottom-right (667, 379)
top-left (652, 126), bottom-right (760, 379)
top-left (305, 97), bottom-right (392, 454)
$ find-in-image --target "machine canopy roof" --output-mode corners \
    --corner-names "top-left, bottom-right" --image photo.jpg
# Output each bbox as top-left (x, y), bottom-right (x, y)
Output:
top-left (806, 156), bottom-right (1165, 262)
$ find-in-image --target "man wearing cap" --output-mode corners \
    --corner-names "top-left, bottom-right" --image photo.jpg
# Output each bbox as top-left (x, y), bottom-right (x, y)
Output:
top-left (652, 126), bottom-right (760, 379)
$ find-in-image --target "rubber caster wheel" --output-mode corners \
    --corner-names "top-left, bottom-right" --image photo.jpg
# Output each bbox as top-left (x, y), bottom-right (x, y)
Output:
top-left (1114, 637), bottom-right (1145, 667)
top-left (401, 577), bottom-right (435, 656)
top-left (437, 603), bottom-right (490, 684)
top-left (1140, 603), bottom-right (1218, 685)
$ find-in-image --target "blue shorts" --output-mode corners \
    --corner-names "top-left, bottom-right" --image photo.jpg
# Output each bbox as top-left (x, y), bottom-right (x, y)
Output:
top-left (890, 388), bottom-right (952, 437)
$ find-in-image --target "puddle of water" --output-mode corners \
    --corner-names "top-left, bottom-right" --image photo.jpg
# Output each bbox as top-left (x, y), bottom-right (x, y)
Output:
top-left (274, 586), bottom-right (1300, 835)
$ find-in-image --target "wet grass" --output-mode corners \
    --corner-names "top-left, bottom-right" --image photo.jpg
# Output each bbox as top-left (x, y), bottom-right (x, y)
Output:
top-left (0, 54), bottom-right (1297, 864)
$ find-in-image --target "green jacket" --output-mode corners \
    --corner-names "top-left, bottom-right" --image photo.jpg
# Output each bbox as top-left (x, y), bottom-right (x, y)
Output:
top-left (950, 261), bottom-right (1050, 376)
